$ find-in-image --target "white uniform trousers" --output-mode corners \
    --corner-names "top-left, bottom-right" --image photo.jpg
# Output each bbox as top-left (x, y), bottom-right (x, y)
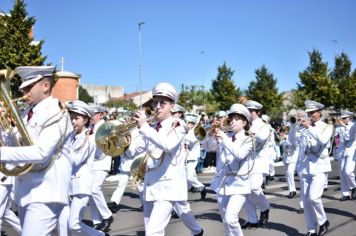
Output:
top-left (217, 194), bottom-right (246, 236)
top-left (173, 201), bottom-right (202, 235)
top-left (70, 195), bottom-right (104, 236)
top-left (243, 173), bottom-right (270, 223)
top-left (110, 171), bottom-right (130, 205)
top-left (338, 157), bottom-right (356, 197)
top-left (284, 162), bottom-right (297, 192)
top-left (301, 173), bottom-right (328, 233)
top-left (90, 170), bottom-right (112, 224)
top-left (298, 172), bottom-right (304, 209)
top-left (186, 160), bottom-right (204, 191)
top-left (0, 185), bottom-right (21, 234)
top-left (18, 202), bottom-right (64, 236)
top-left (144, 200), bottom-right (177, 236)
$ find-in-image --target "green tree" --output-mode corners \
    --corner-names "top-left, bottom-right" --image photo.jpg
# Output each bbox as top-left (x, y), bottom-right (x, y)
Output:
top-left (210, 62), bottom-right (241, 111)
top-left (0, 0), bottom-right (46, 97)
top-left (178, 85), bottom-right (219, 113)
top-left (245, 65), bottom-right (284, 117)
top-left (330, 53), bottom-right (354, 109)
top-left (78, 85), bottom-right (93, 103)
top-left (292, 49), bottom-right (339, 109)
top-left (340, 69), bottom-right (356, 111)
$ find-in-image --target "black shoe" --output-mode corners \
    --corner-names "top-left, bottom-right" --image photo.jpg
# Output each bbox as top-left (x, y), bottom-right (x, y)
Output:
top-left (305, 232), bottom-right (317, 236)
top-left (259, 209), bottom-right (269, 225)
top-left (191, 187), bottom-right (199, 192)
top-left (171, 210), bottom-right (179, 219)
top-left (323, 188), bottom-right (328, 192)
top-left (297, 208), bottom-right (304, 214)
top-left (351, 187), bottom-right (356, 199)
top-left (200, 186), bottom-right (207, 200)
top-left (265, 176), bottom-right (269, 186)
top-left (194, 229), bottom-right (204, 236)
top-left (339, 196), bottom-right (351, 201)
top-left (269, 175), bottom-right (275, 181)
top-left (104, 233), bottom-right (111, 236)
top-left (261, 183), bottom-right (266, 189)
top-left (93, 224), bottom-right (101, 230)
top-left (98, 216), bottom-right (114, 232)
top-left (318, 220), bottom-right (329, 236)
top-left (241, 221), bottom-right (259, 229)
top-left (109, 202), bottom-right (120, 213)
top-left (287, 191), bottom-right (297, 199)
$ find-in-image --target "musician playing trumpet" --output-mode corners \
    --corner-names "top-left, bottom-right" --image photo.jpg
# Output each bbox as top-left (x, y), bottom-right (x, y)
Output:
top-left (123, 83), bottom-right (203, 236)
top-left (297, 100), bottom-right (333, 236)
top-left (208, 103), bottom-right (253, 236)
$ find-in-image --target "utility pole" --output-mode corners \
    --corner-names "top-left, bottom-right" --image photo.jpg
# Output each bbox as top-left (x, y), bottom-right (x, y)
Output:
top-left (138, 22), bottom-right (145, 109)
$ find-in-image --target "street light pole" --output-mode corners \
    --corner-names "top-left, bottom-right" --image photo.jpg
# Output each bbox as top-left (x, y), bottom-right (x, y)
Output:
top-left (201, 51), bottom-right (206, 112)
top-left (138, 22), bottom-right (145, 109)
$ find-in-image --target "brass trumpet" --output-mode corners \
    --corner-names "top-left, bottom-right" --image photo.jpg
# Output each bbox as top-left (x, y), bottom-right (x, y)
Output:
top-left (95, 109), bottom-right (154, 157)
top-left (193, 118), bottom-right (230, 141)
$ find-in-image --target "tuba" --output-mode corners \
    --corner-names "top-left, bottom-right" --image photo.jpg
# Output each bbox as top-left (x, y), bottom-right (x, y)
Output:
top-left (0, 69), bottom-right (34, 176)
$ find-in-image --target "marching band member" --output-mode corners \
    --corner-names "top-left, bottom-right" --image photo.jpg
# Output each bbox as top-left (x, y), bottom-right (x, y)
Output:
top-left (335, 109), bottom-right (356, 201)
top-left (0, 126), bottom-right (21, 234)
top-left (64, 100), bottom-right (108, 236)
top-left (297, 100), bottom-right (333, 236)
top-left (124, 82), bottom-right (196, 236)
top-left (209, 103), bottom-right (253, 236)
top-left (242, 100), bottom-right (270, 229)
top-left (88, 104), bottom-right (114, 232)
top-left (170, 106), bottom-right (204, 236)
top-left (0, 66), bottom-right (73, 236)
top-left (109, 127), bottom-right (144, 214)
top-left (282, 117), bottom-right (298, 198)
top-left (261, 114), bottom-right (278, 185)
top-left (184, 113), bottom-right (206, 199)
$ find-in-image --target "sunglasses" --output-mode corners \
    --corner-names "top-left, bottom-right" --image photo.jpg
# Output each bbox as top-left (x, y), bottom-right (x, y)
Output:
top-left (152, 100), bottom-right (170, 107)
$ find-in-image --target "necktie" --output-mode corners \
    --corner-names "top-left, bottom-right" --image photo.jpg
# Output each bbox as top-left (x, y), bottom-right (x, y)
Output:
top-left (311, 123), bottom-right (315, 127)
top-left (27, 108), bottom-right (33, 122)
top-left (232, 135), bottom-right (236, 142)
top-left (156, 122), bottom-right (162, 132)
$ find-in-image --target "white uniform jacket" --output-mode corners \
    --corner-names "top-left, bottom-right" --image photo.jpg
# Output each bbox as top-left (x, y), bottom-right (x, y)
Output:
top-left (92, 119), bottom-right (112, 171)
top-left (185, 128), bottom-right (200, 162)
top-left (0, 96), bottom-right (74, 207)
top-left (297, 120), bottom-right (333, 175)
top-left (284, 123), bottom-right (300, 164)
top-left (340, 121), bottom-right (356, 159)
top-left (68, 128), bottom-right (96, 196)
top-left (119, 128), bottom-right (146, 172)
top-left (124, 117), bottom-right (187, 202)
top-left (210, 130), bottom-right (252, 195)
top-left (249, 118), bottom-right (270, 174)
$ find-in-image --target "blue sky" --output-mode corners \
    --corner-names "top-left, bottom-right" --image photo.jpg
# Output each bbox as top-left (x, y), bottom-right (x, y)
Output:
top-left (2, 0), bottom-right (356, 94)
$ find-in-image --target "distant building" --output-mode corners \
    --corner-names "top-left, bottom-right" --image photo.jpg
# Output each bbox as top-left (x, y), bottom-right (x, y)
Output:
top-left (81, 84), bottom-right (124, 104)
top-left (115, 91), bottom-right (152, 107)
top-left (52, 71), bottom-right (80, 102)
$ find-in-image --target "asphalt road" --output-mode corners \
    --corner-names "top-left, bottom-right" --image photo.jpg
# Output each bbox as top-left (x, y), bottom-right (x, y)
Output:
top-left (2, 160), bottom-right (356, 236)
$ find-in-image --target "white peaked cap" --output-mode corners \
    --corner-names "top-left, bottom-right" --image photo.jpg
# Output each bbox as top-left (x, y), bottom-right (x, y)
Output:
top-left (244, 100), bottom-right (263, 110)
top-left (304, 100), bottom-right (324, 112)
top-left (152, 82), bottom-right (178, 103)
top-left (16, 66), bottom-right (55, 90)
top-left (228, 103), bottom-right (252, 123)
top-left (340, 109), bottom-right (353, 118)
top-left (66, 100), bottom-right (94, 118)
top-left (171, 104), bottom-right (186, 113)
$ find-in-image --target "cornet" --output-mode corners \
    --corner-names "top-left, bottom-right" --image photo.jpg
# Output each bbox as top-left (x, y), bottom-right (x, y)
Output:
top-left (95, 108), bottom-right (154, 157)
